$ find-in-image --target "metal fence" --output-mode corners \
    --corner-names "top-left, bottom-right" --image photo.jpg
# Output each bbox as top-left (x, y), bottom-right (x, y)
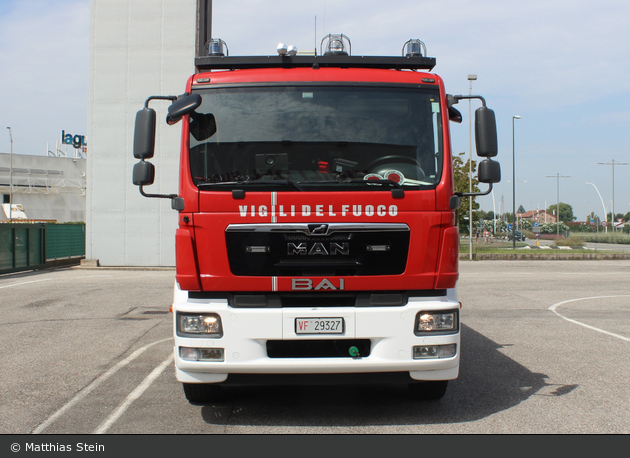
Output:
top-left (45, 224), bottom-right (86, 261)
top-left (0, 223), bottom-right (85, 274)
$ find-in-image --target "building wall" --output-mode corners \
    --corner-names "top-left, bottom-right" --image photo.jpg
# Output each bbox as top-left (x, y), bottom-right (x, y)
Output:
top-left (87, 0), bottom-right (196, 266)
top-left (0, 153), bottom-right (86, 223)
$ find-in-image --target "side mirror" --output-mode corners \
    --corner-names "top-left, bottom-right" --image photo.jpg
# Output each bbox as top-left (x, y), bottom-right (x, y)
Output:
top-left (166, 93), bottom-right (202, 125)
top-left (133, 108), bottom-right (156, 159)
top-left (475, 107), bottom-right (498, 157)
top-left (478, 159), bottom-right (501, 183)
top-left (132, 160), bottom-right (155, 186)
top-left (132, 94), bottom-right (182, 206)
top-left (448, 105), bottom-right (462, 123)
top-left (190, 112), bottom-right (217, 141)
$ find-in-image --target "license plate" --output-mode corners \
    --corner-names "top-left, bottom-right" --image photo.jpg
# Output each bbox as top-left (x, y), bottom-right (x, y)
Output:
top-left (295, 317), bottom-right (344, 334)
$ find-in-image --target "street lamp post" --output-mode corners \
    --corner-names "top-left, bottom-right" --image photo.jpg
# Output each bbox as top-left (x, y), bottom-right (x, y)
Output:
top-left (546, 173), bottom-right (570, 235)
top-left (6, 127), bottom-right (13, 221)
top-left (597, 160), bottom-right (628, 231)
top-left (512, 115), bottom-right (520, 250)
top-left (491, 189), bottom-right (496, 235)
top-left (586, 182), bottom-right (607, 233)
top-left (467, 74), bottom-right (477, 260)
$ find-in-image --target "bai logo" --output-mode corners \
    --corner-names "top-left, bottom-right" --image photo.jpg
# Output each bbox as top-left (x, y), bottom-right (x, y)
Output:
top-left (291, 278), bottom-right (345, 291)
top-left (61, 130), bottom-right (87, 149)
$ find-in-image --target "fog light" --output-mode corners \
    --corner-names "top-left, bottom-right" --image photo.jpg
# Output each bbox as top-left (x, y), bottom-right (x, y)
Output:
top-left (180, 347), bottom-right (225, 362)
top-left (413, 344), bottom-right (457, 359)
top-left (198, 348), bottom-right (224, 361)
top-left (180, 347), bottom-right (198, 361)
top-left (440, 344), bottom-right (457, 358)
top-left (413, 346), bottom-right (438, 359)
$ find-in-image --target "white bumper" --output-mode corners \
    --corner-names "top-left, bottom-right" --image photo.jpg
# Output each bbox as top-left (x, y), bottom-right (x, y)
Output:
top-left (172, 284), bottom-right (460, 384)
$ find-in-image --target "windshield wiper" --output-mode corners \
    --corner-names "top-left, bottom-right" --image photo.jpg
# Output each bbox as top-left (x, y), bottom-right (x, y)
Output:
top-left (295, 178), bottom-right (402, 189)
top-left (198, 180), bottom-right (304, 191)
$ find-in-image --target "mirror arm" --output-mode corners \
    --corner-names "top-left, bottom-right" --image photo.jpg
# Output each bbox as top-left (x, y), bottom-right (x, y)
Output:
top-left (139, 184), bottom-right (177, 200)
top-left (144, 95), bottom-right (177, 109)
top-left (139, 184), bottom-right (183, 210)
top-left (456, 183), bottom-right (493, 198)
top-left (450, 94), bottom-right (487, 108)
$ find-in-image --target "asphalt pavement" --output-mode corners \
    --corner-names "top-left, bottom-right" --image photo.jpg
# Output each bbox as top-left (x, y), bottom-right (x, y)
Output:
top-left (1, 261), bottom-right (629, 435)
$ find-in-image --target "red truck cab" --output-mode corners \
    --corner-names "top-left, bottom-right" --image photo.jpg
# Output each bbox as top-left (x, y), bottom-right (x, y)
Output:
top-left (132, 36), bottom-right (499, 402)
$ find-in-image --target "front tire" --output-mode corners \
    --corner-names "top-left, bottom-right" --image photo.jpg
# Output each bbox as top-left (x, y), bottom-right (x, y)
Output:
top-left (183, 383), bottom-right (222, 404)
top-left (408, 380), bottom-right (448, 400)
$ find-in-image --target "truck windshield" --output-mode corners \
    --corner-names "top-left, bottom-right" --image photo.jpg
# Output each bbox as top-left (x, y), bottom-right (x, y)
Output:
top-left (189, 85), bottom-right (443, 191)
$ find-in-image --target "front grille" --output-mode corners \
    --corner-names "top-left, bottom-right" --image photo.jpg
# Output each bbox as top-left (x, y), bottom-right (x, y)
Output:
top-left (225, 223), bottom-right (409, 277)
top-left (266, 339), bottom-right (371, 358)
top-left (187, 289), bottom-right (446, 307)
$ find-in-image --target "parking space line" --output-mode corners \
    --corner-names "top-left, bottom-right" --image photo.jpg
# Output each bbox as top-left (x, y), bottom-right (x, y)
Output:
top-left (93, 355), bottom-right (173, 434)
top-left (549, 295), bottom-right (630, 343)
top-left (32, 337), bottom-right (172, 434)
top-left (0, 279), bottom-right (51, 289)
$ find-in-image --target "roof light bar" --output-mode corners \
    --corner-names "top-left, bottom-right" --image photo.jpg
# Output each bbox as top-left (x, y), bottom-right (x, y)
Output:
top-left (321, 34), bottom-right (351, 56)
top-left (207, 38), bottom-right (228, 57)
top-left (277, 43), bottom-right (298, 56)
top-left (195, 36), bottom-right (436, 72)
top-left (403, 39), bottom-right (426, 57)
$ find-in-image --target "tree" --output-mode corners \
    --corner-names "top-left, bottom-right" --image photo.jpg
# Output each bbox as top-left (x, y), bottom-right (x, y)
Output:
top-left (519, 218), bottom-right (533, 231)
top-left (540, 222), bottom-right (569, 234)
top-left (453, 152), bottom-right (480, 233)
top-left (608, 212), bottom-right (625, 223)
top-left (547, 202), bottom-right (575, 222)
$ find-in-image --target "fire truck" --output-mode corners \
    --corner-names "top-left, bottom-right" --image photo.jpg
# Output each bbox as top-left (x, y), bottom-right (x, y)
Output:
top-left (132, 34), bottom-right (500, 402)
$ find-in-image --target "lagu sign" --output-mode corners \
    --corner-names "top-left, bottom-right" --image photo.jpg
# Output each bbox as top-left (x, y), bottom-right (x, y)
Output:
top-left (61, 130), bottom-right (87, 149)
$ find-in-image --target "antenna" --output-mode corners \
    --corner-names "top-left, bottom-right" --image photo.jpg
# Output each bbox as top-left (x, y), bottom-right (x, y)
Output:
top-left (314, 16), bottom-right (317, 55)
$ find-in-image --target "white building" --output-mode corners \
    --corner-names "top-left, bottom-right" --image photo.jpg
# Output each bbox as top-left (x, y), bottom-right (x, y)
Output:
top-left (0, 153), bottom-right (86, 223)
top-left (86, 0), bottom-right (197, 266)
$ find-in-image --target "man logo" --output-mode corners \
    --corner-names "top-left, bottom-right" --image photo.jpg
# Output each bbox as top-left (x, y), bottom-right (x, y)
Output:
top-left (308, 224), bottom-right (329, 234)
top-left (291, 278), bottom-right (345, 290)
top-left (287, 242), bottom-right (349, 256)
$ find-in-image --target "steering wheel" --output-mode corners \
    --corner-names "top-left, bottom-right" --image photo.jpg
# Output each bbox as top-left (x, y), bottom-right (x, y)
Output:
top-left (366, 155), bottom-right (422, 171)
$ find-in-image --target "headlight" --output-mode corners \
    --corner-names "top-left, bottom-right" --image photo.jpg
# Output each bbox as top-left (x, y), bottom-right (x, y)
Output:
top-left (177, 313), bottom-right (223, 338)
top-left (414, 310), bottom-right (458, 335)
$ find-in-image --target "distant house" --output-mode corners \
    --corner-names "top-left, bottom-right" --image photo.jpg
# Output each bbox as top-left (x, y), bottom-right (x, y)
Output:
top-left (516, 209), bottom-right (556, 224)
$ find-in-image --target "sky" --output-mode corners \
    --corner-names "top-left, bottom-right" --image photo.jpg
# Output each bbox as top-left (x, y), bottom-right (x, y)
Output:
top-left (1, 0), bottom-right (629, 222)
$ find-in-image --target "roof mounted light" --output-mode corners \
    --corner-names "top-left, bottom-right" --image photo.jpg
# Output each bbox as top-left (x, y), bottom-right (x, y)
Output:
top-left (277, 43), bottom-right (298, 56)
top-left (403, 39), bottom-right (426, 57)
top-left (207, 38), bottom-right (228, 57)
top-left (321, 34), bottom-right (351, 56)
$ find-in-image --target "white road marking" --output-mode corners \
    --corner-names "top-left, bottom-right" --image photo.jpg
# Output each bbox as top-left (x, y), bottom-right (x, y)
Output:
top-left (93, 355), bottom-right (173, 434)
top-left (32, 337), bottom-right (172, 434)
top-left (0, 279), bottom-right (51, 289)
top-left (548, 295), bottom-right (630, 343)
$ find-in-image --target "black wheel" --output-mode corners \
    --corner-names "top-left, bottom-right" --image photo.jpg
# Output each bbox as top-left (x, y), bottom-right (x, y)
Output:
top-left (183, 383), bottom-right (222, 404)
top-left (408, 380), bottom-right (448, 400)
